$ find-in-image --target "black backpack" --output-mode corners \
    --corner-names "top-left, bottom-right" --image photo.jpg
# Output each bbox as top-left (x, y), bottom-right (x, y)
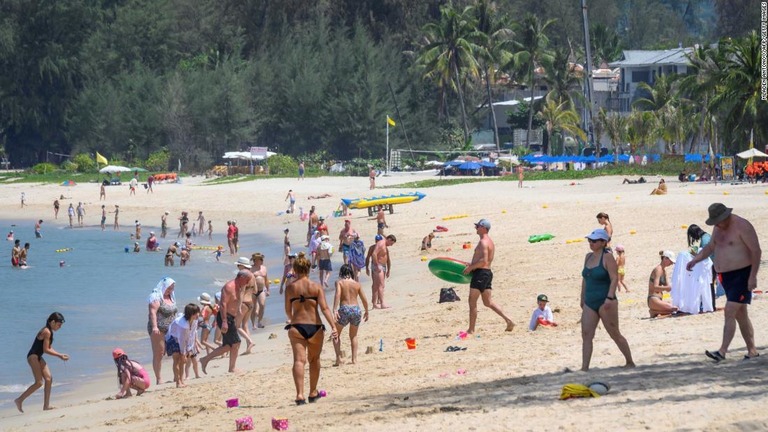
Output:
top-left (438, 287), bottom-right (461, 303)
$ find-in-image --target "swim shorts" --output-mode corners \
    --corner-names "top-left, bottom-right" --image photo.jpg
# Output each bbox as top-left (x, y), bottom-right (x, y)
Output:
top-left (319, 259), bottom-right (332, 271)
top-left (719, 266), bottom-right (752, 304)
top-left (216, 312), bottom-right (241, 346)
top-left (377, 223), bottom-right (385, 230)
top-left (337, 305), bottom-right (362, 327)
top-left (342, 244), bottom-right (351, 255)
top-left (470, 269), bottom-right (493, 292)
top-left (165, 335), bottom-right (181, 356)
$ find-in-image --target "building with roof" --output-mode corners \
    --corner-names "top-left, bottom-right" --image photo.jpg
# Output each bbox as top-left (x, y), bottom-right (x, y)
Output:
top-left (605, 47), bottom-right (693, 112)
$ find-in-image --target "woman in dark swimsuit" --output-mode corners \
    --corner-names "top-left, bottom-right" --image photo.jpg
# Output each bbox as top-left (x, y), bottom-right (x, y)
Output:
top-left (284, 252), bottom-right (337, 405)
top-left (580, 229), bottom-right (634, 371)
top-left (15, 312), bottom-right (69, 413)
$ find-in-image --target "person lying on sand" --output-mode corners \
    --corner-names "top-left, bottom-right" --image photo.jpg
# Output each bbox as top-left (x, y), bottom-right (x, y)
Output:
top-left (307, 194), bottom-right (332, 200)
top-left (622, 177), bottom-right (646, 184)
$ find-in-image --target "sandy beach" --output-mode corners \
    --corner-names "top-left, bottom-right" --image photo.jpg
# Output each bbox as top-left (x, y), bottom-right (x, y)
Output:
top-left (1, 173), bottom-right (767, 431)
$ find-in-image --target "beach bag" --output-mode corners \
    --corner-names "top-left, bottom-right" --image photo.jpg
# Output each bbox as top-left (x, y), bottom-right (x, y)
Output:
top-left (439, 287), bottom-right (461, 303)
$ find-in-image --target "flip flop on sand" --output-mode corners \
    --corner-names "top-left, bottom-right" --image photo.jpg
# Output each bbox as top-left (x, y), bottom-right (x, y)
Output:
top-left (705, 350), bottom-right (726, 362)
top-left (445, 346), bottom-right (467, 352)
top-left (744, 353), bottom-right (760, 360)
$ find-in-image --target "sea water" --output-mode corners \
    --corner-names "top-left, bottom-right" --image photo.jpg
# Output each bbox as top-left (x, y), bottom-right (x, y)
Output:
top-left (0, 219), bottom-right (296, 409)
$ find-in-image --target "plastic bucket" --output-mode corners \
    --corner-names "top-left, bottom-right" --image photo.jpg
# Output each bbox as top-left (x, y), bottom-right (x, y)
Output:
top-left (226, 398), bottom-right (239, 408)
top-left (405, 338), bottom-right (417, 350)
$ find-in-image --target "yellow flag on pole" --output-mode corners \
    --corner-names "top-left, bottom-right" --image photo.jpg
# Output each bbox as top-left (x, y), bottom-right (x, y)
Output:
top-left (96, 152), bottom-right (108, 165)
top-left (387, 115), bottom-right (396, 127)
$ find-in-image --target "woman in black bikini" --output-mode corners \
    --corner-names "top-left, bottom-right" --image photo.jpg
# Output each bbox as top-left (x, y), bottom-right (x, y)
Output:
top-left (15, 312), bottom-right (69, 413)
top-left (284, 252), bottom-right (337, 405)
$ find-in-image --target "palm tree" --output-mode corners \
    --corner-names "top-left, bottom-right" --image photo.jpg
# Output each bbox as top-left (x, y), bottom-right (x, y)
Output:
top-left (538, 96), bottom-right (586, 155)
top-left (418, 4), bottom-right (482, 143)
top-left (678, 44), bottom-right (725, 152)
top-left (542, 47), bottom-right (584, 109)
top-left (626, 109), bottom-right (659, 154)
top-left (709, 31), bottom-right (767, 151)
top-left (657, 104), bottom-right (685, 153)
top-left (474, 1), bottom-right (514, 152)
top-left (633, 73), bottom-right (678, 111)
top-left (597, 108), bottom-right (627, 161)
top-left (513, 14), bottom-right (555, 149)
top-left (590, 23), bottom-right (623, 66)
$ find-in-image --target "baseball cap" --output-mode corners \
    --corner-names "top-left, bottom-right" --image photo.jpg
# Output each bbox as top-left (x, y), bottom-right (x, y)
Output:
top-left (661, 250), bottom-right (676, 263)
top-left (474, 219), bottom-right (491, 230)
top-left (537, 294), bottom-right (549, 302)
top-left (585, 228), bottom-right (610, 241)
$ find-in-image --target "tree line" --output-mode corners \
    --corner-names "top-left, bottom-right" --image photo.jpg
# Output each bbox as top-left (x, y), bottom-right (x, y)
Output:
top-left (0, 0), bottom-right (761, 169)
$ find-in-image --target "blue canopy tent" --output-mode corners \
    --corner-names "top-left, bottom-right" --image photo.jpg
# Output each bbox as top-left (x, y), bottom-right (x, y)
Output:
top-left (458, 161), bottom-right (481, 170)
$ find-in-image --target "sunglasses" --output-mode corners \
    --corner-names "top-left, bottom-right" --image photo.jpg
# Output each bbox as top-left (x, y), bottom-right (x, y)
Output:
top-left (587, 239), bottom-right (604, 243)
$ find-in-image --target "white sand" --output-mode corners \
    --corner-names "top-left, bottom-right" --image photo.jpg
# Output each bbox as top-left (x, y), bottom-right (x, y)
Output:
top-left (1, 174), bottom-right (767, 431)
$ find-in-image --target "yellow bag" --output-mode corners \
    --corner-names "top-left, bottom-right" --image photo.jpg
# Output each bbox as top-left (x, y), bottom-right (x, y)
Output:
top-left (560, 383), bottom-right (600, 400)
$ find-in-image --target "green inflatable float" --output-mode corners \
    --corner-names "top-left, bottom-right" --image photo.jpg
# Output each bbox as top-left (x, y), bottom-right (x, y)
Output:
top-left (428, 257), bottom-right (472, 284)
top-left (528, 234), bottom-right (555, 243)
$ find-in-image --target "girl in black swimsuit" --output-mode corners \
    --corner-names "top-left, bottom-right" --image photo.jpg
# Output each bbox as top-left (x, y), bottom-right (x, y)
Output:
top-left (15, 312), bottom-right (69, 413)
top-left (284, 252), bottom-right (338, 405)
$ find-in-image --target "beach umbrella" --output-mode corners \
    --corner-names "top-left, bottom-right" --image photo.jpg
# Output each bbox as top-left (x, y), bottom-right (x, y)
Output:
top-left (479, 161), bottom-right (497, 168)
top-left (736, 148), bottom-right (768, 159)
top-left (458, 161), bottom-right (481, 170)
top-left (61, 180), bottom-right (77, 186)
top-left (99, 165), bottom-right (132, 173)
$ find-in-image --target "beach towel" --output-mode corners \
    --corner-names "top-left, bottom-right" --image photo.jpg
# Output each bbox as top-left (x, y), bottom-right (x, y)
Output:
top-left (560, 383), bottom-right (600, 400)
top-left (348, 239), bottom-right (365, 270)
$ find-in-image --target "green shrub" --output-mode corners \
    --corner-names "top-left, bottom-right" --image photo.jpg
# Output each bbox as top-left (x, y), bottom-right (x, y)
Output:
top-left (72, 153), bottom-right (95, 172)
top-left (31, 162), bottom-right (58, 174)
top-left (62, 160), bottom-right (79, 173)
top-left (145, 149), bottom-right (170, 171)
top-left (268, 154), bottom-right (297, 176)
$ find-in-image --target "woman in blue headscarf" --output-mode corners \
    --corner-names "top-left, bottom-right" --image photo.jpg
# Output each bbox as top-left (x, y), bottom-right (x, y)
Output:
top-left (147, 277), bottom-right (177, 385)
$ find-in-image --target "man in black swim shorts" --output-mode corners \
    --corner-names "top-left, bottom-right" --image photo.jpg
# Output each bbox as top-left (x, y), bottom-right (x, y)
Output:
top-left (688, 203), bottom-right (762, 362)
top-left (199, 271), bottom-right (254, 373)
top-left (462, 219), bottom-right (515, 334)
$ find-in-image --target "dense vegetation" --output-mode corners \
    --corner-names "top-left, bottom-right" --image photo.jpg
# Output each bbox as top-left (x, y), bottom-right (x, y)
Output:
top-left (0, 0), bottom-right (762, 170)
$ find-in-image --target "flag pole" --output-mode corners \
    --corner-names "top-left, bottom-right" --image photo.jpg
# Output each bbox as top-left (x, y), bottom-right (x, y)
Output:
top-left (386, 117), bottom-right (390, 175)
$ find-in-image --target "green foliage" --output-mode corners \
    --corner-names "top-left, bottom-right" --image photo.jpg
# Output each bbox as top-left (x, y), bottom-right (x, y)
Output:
top-left (506, 102), bottom-right (545, 130)
top-left (31, 163), bottom-right (59, 175)
top-left (0, 0), bottom-right (762, 171)
top-left (72, 153), bottom-right (96, 173)
top-left (62, 160), bottom-right (79, 173)
top-left (145, 148), bottom-right (171, 171)
top-left (267, 154), bottom-right (298, 176)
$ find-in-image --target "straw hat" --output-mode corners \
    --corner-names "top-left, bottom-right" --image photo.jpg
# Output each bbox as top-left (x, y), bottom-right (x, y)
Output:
top-left (235, 257), bottom-right (252, 268)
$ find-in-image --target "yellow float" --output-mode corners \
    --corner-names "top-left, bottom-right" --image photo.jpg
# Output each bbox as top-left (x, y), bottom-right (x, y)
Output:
top-left (441, 214), bottom-right (469, 221)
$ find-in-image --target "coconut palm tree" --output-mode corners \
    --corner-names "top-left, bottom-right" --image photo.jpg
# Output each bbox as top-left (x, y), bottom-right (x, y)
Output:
top-left (626, 109), bottom-right (659, 154)
top-left (590, 23), bottom-right (623, 66)
top-left (418, 4), bottom-right (482, 143)
top-left (709, 31), bottom-right (767, 151)
top-left (597, 108), bottom-right (627, 161)
top-left (542, 47), bottom-right (584, 109)
top-left (678, 44), bottom-right (726, 152)
top-left (538, 96), bottom-right (586, 155)
top-left (633, 73), bottom-right (678, 111)
top-left (513, 14), bottom-right (555, 149)
top-left (473, 0), bottom-right (514, 152)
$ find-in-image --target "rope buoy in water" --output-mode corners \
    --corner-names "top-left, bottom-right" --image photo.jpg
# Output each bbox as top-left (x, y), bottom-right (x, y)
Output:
top-left (55, 248), bottom-right (72, 253)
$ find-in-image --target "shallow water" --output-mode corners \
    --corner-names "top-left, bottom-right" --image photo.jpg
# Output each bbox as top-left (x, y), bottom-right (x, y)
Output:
top-left (0, 219), bottom-right (294, 408)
